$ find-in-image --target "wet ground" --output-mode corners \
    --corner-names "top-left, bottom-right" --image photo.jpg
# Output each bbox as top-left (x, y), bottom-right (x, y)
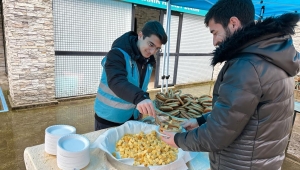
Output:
top-left (1, 82), bottom-right (300, 169)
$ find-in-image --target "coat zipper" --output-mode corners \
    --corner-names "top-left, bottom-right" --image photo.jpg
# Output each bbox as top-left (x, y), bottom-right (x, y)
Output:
top-left (140, 64), bottom-right (146, 88)
top-left (131, 63), bottom-right (134, 77)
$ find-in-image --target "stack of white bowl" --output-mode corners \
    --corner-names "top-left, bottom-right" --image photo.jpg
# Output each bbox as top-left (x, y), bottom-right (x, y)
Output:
top-left (45, 125), bottom-right (76, 155)
top-left (57, 134), bottom-right (90, 170)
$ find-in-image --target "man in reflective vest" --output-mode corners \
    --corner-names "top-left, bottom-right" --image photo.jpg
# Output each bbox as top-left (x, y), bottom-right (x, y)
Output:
top-left (94, 21), bottom-right (167, 130)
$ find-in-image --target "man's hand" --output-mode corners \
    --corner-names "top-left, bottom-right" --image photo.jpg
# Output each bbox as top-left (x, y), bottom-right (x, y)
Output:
top-left (181, 118), bottom-right (199, 130)
top-left (160, 131), bottom-right (178, 148)
top-left (136, 99), bottom-right (156, 117)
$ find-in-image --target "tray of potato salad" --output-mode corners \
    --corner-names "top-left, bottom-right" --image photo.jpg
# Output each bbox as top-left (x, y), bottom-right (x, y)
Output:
top-left (90, 121), bottom-right (198, 170)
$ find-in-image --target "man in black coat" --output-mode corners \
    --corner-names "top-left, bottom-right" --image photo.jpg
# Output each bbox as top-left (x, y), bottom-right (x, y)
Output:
top-left (162, 0), bottom-right (300, 169)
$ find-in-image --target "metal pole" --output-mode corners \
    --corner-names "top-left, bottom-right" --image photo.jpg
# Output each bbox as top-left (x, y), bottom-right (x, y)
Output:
top-left (161, 0), bottom-right (171, 93)
top-left (165, 0), bottom-right (171, 93)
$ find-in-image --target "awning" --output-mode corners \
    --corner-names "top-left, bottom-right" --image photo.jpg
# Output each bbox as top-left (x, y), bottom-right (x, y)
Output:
top-left (159, 0), bottom-right (300, 92)
top-left (160, 0), bottom-right (300, 20)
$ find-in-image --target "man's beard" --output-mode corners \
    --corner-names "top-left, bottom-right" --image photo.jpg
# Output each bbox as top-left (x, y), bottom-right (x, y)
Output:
top-left (216, 26), bottom-right (232, 46)
top-left (225, 26), bottom-right (232, 39)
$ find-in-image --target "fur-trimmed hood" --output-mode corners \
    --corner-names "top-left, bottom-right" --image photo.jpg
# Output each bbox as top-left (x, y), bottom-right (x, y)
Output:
top-left (212, 13), bottom-right (300, 76)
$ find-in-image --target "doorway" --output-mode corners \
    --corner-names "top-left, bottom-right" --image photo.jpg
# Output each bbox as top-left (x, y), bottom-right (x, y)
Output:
top-left (133, 5), bottom-right (161, 89)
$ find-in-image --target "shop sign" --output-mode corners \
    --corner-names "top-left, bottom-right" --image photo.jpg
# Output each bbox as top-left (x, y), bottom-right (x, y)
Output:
top-left (121, 0), bottom-right (207, 16)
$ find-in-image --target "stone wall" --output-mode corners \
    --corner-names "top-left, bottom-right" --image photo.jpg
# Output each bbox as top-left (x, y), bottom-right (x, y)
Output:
top-left (0, 6), bottom-right (4, 68)
top-left (2, 0), bottom-right (57, 107)
top-left (0, 4), bottom-right (8, 90)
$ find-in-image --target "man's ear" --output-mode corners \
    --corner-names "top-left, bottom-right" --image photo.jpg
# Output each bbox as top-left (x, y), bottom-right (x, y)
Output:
top-left (229, 17), bottom-right (242, 31)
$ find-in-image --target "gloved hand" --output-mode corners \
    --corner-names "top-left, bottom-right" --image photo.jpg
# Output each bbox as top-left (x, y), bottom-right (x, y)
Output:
top-left (136, 99), bottom-right (156, 117)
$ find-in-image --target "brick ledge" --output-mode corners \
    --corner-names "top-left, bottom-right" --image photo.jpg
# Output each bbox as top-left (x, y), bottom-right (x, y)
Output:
top-left (8, 95), bottom-right (58, 110)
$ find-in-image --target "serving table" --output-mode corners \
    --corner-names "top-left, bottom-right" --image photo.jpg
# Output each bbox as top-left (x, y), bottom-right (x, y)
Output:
top-left (24, 128), bottom-right (210, 170)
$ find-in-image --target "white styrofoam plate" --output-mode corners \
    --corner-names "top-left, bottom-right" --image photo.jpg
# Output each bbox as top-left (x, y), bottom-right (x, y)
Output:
top-left (45, 146), bottom-right (56, 155)
top-left (45, 125), bottom-right (76, 136)
top-left (57, 152), bottom-right (90, 165)
top-left (57, 134), bottom-right (90, 157)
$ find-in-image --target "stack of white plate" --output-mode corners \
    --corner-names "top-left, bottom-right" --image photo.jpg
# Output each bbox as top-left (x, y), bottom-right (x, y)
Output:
top-left (57, 134), bottom-right (90, 170)
top-left (45, 125), bottom-right (76, 155)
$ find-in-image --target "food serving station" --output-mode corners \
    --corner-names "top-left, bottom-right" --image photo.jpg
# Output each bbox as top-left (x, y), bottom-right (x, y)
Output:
top-left (24, 123), bottom-right (211, 170)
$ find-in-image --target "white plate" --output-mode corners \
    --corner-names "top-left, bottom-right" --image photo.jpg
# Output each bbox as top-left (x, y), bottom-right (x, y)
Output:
top-left (45, 146), bottom-right (56, 155)
top-left (45, 134), bottom-right (62, 140)
top-left (57, 134), bottom-right (90, 156)
top-left (155, 127), bottom-right (171, 138)
top-left (45, 135), bottom-right (61, 142)
top-left (58, 134), bottom-right (89, 152)
top-left (57, 152), bottom-right (90, 164)
top-left (45, 125), bottom-right (76, 136)
top-left (45, 142), bottom-right (57, 149)
top-left (57, 159), bottom-right (89, 170)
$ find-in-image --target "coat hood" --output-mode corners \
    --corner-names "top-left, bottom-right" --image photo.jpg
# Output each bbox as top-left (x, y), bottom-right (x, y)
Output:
top-left (212, 13), bottom-right (300, 76)
top-left (111, 31), bottom-right (141, 60)
top-left (111, 31), bottom-right (155, 66)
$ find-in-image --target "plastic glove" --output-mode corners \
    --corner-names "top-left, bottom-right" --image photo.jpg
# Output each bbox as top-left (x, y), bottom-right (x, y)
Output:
top-left (136, 99), bottom-right (156, 117)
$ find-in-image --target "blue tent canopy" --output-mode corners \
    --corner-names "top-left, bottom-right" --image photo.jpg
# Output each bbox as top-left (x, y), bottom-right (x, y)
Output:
top-left (160, 0), bottom-right (300, 20)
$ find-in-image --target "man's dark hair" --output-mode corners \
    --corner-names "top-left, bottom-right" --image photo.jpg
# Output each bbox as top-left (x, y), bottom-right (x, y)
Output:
top-left (204, 0), bottom-right (255, 28)
top-left (141, 20), bottom-right (168, 44)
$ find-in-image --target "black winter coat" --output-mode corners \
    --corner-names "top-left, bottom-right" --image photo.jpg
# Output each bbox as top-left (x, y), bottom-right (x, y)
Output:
top-left (175, 13), bottom-right (300, 170)
top-left (105, 31), bottom-right (155, 105)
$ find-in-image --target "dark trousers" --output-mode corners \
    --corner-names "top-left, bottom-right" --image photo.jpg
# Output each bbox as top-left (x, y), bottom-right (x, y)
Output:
top-left (94, 113), bottom-right (136, 131)
top-left (94, 119), bottom-right (118, 131)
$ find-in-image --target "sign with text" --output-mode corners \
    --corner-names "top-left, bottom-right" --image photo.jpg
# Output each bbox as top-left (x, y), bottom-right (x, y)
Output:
top-left (121, 0), bottom-right (207, 16)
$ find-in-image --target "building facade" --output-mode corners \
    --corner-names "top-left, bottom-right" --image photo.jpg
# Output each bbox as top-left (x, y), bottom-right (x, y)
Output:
top-left (1, 0), bottom-right (299, 107)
